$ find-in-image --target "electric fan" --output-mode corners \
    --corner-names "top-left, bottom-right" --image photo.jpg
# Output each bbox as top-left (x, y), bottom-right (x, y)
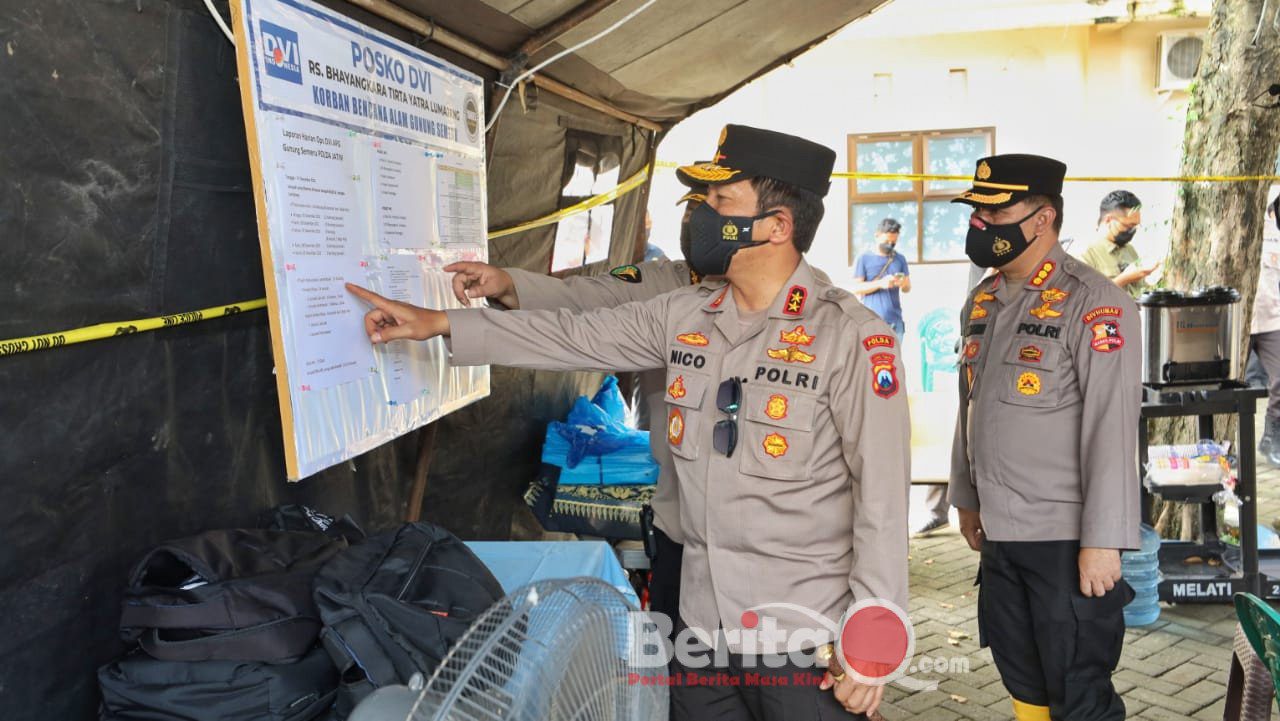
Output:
top-left (349, 577), bottom-right (669, 721)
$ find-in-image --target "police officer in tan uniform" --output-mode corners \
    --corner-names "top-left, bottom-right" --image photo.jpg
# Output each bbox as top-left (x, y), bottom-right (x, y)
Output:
top-left (348, 125), bottom-right (910, 721)
top-left (948, 154), bottom-right (1141, 721)
top-left (438, 180), bottom-right (712, 635)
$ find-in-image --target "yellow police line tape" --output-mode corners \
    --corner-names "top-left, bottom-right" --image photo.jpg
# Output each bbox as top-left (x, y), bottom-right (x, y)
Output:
top-left (655, 160), bottom-right (1280, 183)
top-left (0, 166), bottom-right (653, 356)
top-left (8, 162), bottom-right (1279, 357)
top-left (0, 299), bottom-right (268, 358)
top-left (831, 171), bottom-right (1280, 182)
top-left (486, 166), bottom-right (652, 240)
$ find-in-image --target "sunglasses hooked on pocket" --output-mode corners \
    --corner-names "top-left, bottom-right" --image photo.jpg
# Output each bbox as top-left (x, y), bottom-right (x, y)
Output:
top-left (713, 377), bottom-right (742, 458)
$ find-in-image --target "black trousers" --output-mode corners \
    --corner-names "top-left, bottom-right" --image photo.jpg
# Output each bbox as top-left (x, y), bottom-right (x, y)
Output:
top-left (669, 624), bottom-right (868, 721)
top-left (649, 526), bottom-right (683, 639)
top-left (978, 540), bottom-right (1134, 721)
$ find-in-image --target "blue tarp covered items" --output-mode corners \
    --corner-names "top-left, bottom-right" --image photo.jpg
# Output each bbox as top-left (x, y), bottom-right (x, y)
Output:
top-left (541, 377), bottom-right (657, 486)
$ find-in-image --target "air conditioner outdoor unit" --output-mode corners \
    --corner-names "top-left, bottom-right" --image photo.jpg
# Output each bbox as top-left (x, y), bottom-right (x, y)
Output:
top-left (1156, 30), bottom-right (1206, 92)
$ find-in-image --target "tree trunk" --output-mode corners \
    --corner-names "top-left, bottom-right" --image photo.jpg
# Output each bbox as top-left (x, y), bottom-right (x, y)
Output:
top-left (1151, 0), bottom-right (1280, 535)
top-left (1163, 0), bottom-right (1280, 336)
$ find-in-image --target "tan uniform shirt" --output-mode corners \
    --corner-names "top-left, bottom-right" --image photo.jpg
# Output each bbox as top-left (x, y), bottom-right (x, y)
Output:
top-left (506, 259), bottom-right (698, 544)
top-left (949, 242), bottom-right (1142, 550)
top-left (1078, 238), bottom-right (1148, 299)
top-left (447, 260), bottom-right (910, 643)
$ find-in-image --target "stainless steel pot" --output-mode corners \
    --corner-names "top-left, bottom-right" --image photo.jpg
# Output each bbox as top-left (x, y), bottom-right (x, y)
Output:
top-left (1138, 287), bottom-right (1243, 387)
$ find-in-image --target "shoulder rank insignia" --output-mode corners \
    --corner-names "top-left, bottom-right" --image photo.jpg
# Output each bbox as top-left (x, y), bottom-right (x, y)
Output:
top-left (610, 264), bottom-right (642, 283)
top-left (1029, 260), bottom-right (1056, 288)
top-left (784, 285), bottom-right (808, 316)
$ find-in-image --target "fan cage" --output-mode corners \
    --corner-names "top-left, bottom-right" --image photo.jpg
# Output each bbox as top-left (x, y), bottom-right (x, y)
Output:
top-left (408, 577), bottom-right (669, 721)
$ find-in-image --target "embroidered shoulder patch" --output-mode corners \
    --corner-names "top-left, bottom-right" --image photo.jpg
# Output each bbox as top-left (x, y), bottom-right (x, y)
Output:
top-left (871, 353), bottom-right (899, 399)
top-left (1082, 306), bottom-right (1123, 324)
top-left (862, 334), bottom-right (895, 351)
top-left (609, 264), bottom-right (642, 283)
top-left (1090, 320), bottom-right (1125, 353)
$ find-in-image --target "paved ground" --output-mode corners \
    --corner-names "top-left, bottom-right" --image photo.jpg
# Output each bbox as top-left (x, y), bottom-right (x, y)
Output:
top-left (881, 406), bottom-right (1280, 721)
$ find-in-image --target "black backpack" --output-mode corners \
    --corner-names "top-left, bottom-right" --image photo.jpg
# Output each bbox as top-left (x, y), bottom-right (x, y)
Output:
top-left (120, 529), bottom-right (347, 662)
top-left (313, 522), bottom-right (505, 717)
top-left (98, 645), bottom-right (338, 721)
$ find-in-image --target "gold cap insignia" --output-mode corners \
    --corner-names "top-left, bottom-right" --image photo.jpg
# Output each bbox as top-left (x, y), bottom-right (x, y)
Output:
top-left (977, 161), bottom-right (992, 181)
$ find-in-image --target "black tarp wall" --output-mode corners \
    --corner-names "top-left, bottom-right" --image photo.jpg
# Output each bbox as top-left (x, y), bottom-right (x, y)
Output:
top-left (0, 1), bottom-right (643, 716)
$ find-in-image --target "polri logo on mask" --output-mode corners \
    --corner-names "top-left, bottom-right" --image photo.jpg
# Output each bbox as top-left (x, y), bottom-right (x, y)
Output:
top-left (689, 203), bottom-right (778, 276)
top-left (965, 206), bottom-right (1045, 268)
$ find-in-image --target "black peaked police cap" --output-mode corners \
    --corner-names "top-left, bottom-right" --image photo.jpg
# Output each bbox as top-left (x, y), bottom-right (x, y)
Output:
top-left (676, 125), bottom-right (837, 198)
top-left (677, 160), bottom-right (710, 205)
top-left (952, 154), bottom-right (1068, 209)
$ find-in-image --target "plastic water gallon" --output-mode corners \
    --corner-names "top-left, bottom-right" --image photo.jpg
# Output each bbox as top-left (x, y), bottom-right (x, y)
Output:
top-left (1122, 523), bottom-right (1163, 627)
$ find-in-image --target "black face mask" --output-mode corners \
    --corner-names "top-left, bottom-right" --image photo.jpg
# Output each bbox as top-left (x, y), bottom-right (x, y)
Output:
top-left (965, 205), bottom-right (1044, 268)
top-left (688, 202), bottom-right (775, 276)
top-left (1112, 226), bottom-right (1137, 247)
top-left (878, 242), bottom-right (896, 255)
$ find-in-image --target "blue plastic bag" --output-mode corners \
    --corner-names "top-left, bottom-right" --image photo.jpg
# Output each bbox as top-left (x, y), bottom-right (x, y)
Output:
top-left (591, 375), bottom-right (627, 424)
top-left (539, 377), bottom-right (658, 484)
top-left (557, 396), bottom-right (634, 467)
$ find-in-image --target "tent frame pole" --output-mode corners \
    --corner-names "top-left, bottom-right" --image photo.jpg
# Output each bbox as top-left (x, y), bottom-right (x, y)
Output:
top-left (517, 0), bottom-right (621, 59)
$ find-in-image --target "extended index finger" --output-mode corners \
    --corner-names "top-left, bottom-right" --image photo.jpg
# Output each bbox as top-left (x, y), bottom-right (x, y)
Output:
top-left (346, 283), bottom-right (397, 313)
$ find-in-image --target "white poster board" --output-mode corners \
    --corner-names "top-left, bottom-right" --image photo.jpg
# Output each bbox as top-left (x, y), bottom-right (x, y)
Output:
top-left (230, 0), bottom-right (489, 480)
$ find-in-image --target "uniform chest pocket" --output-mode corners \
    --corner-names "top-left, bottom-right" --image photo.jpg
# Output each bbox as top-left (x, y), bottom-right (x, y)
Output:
top-left (999, 340), bottom-right (1064, 408)
top-left (664, 369), bottom-right (709, 460)
top-left (737, 387), bottom-right (816, 481)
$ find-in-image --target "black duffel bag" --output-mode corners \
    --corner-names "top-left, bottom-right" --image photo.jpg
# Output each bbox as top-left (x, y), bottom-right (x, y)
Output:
top-left (98, 645), bottom-right (338, 721)
top-left (313, 522), bottom-right (505, 718)
top-left (121, 529), bottom-right (347, 662)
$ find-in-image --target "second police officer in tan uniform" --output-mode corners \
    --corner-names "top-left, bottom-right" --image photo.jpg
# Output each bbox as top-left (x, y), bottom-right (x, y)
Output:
top-left (440, 178), bottom-right (714, 633)
top-left (948, 154), bottom-right (1141, 721)
top-left (349, 125), bottom-right (911, 721)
